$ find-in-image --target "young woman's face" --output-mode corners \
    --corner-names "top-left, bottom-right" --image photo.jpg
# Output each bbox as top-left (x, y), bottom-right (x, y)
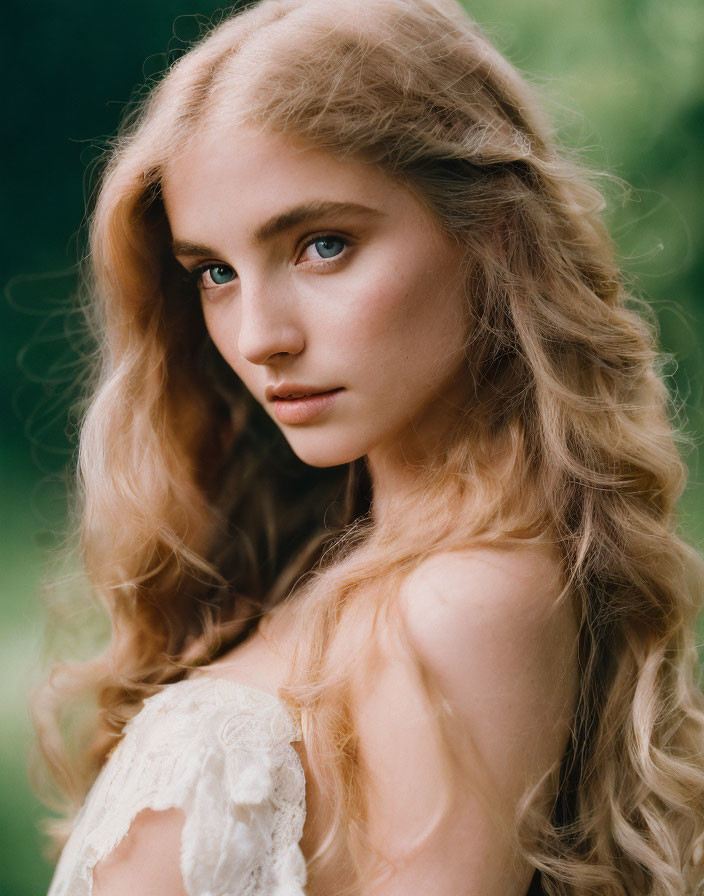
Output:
top-left (163, 123), bottom-right (469, 470)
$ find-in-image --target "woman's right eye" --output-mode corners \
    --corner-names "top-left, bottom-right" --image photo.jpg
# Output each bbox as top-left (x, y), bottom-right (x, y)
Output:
top-left (190, 263), bottom-right (237, 290)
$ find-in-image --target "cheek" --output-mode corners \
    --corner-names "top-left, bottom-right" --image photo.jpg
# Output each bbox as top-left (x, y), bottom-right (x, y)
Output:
top-left (201, 305), bottom-right (247, 377)
top-left (335, 251), bottom-right (463, 369)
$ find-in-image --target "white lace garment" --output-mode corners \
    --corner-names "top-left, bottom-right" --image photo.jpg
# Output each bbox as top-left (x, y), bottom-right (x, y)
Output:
top-left (47, 676), bottom-right (307, 896)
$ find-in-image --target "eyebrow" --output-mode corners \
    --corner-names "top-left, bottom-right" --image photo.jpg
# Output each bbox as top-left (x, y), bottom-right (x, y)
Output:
top-left (171, 200), bottom-right (386, 258)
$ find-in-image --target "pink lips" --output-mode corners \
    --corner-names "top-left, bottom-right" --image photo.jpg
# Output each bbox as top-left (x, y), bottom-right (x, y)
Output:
top-left (271, 388), bottom-right (344, 424)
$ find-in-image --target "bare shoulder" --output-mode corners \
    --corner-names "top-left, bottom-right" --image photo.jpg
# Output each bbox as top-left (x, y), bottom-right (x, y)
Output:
top-left (401, 541), bottom-right (571, 628)
top-left (350, 542), bottom-right (580, 895)
top-left (397, 541), bottom-right (578, 687)
top-left (394, 541), bottom-right (580, 758)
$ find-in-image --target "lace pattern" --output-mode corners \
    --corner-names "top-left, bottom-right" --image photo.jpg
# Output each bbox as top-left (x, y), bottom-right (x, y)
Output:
top-left (47, 677), bottom-right (307, 896)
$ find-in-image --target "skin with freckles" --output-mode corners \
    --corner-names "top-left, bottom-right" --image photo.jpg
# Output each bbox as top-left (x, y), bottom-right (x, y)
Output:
top-left (162, 124), bottom-right (470, 513)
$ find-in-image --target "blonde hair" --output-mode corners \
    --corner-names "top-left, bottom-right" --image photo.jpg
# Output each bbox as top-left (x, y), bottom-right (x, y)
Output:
top-left (32, 0), bottom-right (704, 893)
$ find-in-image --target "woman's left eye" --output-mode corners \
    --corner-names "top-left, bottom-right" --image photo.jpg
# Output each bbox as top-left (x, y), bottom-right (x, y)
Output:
top-left (300, 236), bottom-right (348, 263)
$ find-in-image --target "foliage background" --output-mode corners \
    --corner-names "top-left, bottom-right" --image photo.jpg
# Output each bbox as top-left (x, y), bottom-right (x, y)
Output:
top-left (1, 0), bottom-right (702, 891)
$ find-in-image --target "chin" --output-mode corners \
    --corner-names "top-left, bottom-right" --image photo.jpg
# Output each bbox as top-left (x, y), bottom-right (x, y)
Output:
top-left (283, 433), bottom-right (367, 470)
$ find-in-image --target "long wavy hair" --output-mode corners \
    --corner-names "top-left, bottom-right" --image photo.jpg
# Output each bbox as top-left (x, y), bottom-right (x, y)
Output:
top-left (31, 0), bottom-right (704, 893)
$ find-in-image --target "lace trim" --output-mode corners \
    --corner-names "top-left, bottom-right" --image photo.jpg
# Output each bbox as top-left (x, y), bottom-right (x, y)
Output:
top-left (47, 678), bottom-right (307, 896)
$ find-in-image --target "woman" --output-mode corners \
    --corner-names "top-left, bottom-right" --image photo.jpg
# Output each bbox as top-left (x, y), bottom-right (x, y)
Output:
top-left (34, 0), bottom-right (704, 893)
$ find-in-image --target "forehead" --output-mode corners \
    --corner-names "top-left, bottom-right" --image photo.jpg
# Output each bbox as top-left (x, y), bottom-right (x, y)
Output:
top-left (160, 122), bottom-right (434, 236)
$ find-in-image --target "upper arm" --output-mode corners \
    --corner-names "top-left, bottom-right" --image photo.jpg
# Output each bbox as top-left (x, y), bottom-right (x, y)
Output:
top-left (91, 807), bottom-right (188, 896)
top-left (352, 544), bottom-right (579, 896)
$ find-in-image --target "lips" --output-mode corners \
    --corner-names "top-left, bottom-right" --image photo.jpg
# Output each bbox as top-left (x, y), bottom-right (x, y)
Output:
top-left (270, 388), bottom-right (344, 424)
top-left (278, 389), bottom-right (338, 400)
top-left (265, 383), bottom-right (343, 402)
top-left (280, 391), bottom-right (318, 399)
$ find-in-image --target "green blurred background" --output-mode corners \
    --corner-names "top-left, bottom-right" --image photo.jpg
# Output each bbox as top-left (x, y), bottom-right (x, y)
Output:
top-left (2, 0), bottom-right (702, 891)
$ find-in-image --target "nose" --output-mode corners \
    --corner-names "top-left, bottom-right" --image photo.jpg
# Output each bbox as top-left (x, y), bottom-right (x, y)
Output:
top-left (236, 276), bottom-right (305, 365)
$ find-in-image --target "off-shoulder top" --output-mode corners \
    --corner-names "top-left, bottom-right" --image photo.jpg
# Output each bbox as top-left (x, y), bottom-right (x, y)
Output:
top-left (46, 676), bottom-right (307, 895)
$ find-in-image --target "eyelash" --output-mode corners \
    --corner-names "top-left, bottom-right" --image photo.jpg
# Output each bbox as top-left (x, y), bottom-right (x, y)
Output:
top-left (182, 233), bottom-right (352, 290)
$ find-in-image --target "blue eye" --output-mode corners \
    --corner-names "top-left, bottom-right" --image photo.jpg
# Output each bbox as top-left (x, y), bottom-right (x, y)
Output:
top-left (191, 263), bottom-right (236, 289)
top-left (312, 237), bottom-right (345, 258)
top-left (209, 264), bottom-right (235, 284)
top-left (301, 236), bottom-right (348, 263)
